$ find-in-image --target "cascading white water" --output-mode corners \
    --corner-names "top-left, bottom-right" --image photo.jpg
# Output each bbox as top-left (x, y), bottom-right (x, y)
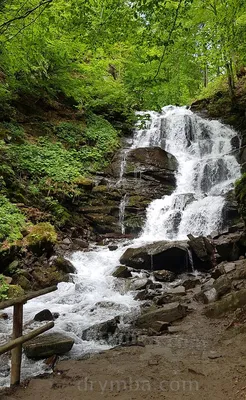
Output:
top-left (0, 106), bottom-right (241, 387)
top-left (136, 106), bottom-right (241, 241)
top-left (119, 194), bottom-right (128, 234)
top-left (0, 247), bottom-right (138, 386)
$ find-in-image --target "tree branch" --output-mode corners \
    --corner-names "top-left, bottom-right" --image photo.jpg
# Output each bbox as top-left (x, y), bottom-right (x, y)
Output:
top-left (0, 0), bottom-right (53, 33)
top-left (154, 0), bottom-right (183, 79)
top-left (3, 2), bottom-right (50, 43)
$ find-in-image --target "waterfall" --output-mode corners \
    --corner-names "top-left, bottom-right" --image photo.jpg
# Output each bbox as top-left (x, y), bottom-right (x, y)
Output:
top-left (116, 149), bottom-right (128, 186)
top-left (0, 106), bottom-right (241, 386)
top-left (119, 194), bottom-right (128, 234)
top-left (137, 106), bottom-right (241, 241)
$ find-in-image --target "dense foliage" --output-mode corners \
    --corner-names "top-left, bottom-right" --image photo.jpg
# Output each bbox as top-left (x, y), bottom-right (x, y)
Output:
top-left (0, 0), bottom-right (245, 111)
top-left (0, 0), bottom-right (246, 245)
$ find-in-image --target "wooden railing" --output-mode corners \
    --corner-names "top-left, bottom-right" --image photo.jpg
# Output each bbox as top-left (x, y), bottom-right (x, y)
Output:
top-left (0, 285), bottom-right (57, 386)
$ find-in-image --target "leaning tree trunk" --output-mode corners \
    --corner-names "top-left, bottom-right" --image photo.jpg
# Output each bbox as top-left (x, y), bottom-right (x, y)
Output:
top-left (225, 59), bottom-right (235, 99)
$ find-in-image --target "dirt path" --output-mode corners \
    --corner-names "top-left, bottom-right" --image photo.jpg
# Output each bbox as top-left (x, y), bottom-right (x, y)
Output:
top-left (1, 303), bottom-right (246, 400)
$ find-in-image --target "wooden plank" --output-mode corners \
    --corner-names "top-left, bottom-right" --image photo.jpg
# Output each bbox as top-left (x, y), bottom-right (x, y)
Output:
top-left (0, 321), bottom-right (54, 355)
top-left (10, 303), bottom-right (23, 386)
top-left (0, 285), bottom-right (57, 310)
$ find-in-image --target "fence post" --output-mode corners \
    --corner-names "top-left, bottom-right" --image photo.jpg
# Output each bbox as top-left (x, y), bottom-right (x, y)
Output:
top-left (11, 303), bottom-right (23, 386)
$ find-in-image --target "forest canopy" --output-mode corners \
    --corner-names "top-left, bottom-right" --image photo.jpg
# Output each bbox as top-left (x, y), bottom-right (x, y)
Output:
top-left (0, 0), bottom-right (246, 111)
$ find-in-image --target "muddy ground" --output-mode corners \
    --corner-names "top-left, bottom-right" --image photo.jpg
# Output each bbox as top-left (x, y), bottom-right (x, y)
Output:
top-left (1, 301), bottom-right (246, 400)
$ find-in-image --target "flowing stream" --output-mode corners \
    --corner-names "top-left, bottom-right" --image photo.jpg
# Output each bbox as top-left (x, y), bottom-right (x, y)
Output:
top-left (0, 106), bottom-right (241, 386)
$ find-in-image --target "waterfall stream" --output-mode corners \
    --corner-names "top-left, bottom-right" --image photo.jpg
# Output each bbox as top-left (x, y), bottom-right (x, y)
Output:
top-left (0, 106), bottom-right (241, 386)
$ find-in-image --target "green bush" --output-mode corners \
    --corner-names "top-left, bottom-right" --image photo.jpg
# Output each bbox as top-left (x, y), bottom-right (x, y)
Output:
top-left (8, 139), bottom-right (83, 183)
top-left (54, 122), bottom-right (85, 146)
top-left (0, 196), bottom-right (26, 243)
top-left (0, 274), bottom-right (10, 301)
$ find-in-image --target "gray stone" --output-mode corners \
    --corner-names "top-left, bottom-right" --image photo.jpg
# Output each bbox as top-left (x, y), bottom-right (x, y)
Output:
top-left (62, 238), bottom-right (71, 245)
top-left (120, 240), bottom-right (190, 273)
top-left (151, 321), bottom-right (170, 332)
top-left (182, 278), bottom-right (201, 290)
top-left (187, 234), bottom-right (214, 270)
top-left (205, 289), bottom-right (246, 318)
top-left (153, 270), bottom-right (176, 282)
top-left (203, 288), bottom-right (218, 304)
top-left (224, 263), bottom-right (236, 274)
top-left (112, 265), bottom-right (132, 278)
top-left (109, 245), bottom-right (118, 251)
top-left (34, 309), bottom-right (54, 322)
top-left (167, 286), bottom-right (186, 295)
top-left (130, 278), bottom-right (151, 291)
top-left (214, 232), bottom-right (241, 261)
top-left (135, 302), bottom-right (187, 328)
top-left (23, 333), bottom-right (74, 359)
top-left (82, 317), bottom-right (120, 341)
top-left (201, 278), bottom-right (215, 291)
top-left (73, 238), bottom-right (88, 248)
top-left (51, 256), bottom-right (76, 274)
top-left (213, 275), bottom-right (231, 298)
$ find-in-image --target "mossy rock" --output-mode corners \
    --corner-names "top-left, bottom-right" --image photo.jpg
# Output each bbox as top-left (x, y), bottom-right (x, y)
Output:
top-left (24, 222), bottom-right (57, 255)
top-left (92, 185), bottom-right (108, 193)
top-left (74, 176), bottom-right (94, 189)
top-left (7, 284), bottom-right (25, 299)
top-left (124, 215), bottom-right (145, 234)
top-left (12, 273), bottom-right (32, 291)
top-left (6, 260), bottom-right (19, 275)
top-left (127, 195), bottom-right (149, 208)
top-left (32, 266), bottom-right (67, 289)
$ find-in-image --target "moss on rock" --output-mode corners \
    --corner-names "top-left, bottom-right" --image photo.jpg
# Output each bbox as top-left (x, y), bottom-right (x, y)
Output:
top-left (24, 222), bottom-right (57, 254)
top-left (7, 284), bottom-right (25, 299)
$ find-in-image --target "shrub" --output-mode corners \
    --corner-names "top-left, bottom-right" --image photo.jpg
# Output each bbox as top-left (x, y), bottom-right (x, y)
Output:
top-left (54, 122), bottom-right (85, 146)
top-left (0, 196), bottom-right (26, 243)
top-left (0, 274), bottom-right (10, 300)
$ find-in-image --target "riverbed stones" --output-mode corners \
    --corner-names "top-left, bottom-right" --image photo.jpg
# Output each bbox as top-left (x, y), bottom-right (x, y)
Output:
top-left (182, 278), bottom-right (201, 290)
top-left (187, 234), bottom-right (214, 270)
top-left (205, 288), bottom-right (246, 318)
top-left (120, 240), bottom-right (190, 273)
top-left (153, 270), bottom-right (176, 282)
top-left (82, 317), bottom-right (120, 341)
top-left (213, 232), bottom-right (242, 261)
top-left (112, 265), bottom-right (132, 278)
top-left (34, 309), bottom-right (54, 322)
top-left (50, 256), bottom-right (76, 274)
top-left (167, 286), bottom-right (186, 295)
top-left (135, 302), bottom-right (188, 328)
top-left (23, 333), bottom-right (74, 359)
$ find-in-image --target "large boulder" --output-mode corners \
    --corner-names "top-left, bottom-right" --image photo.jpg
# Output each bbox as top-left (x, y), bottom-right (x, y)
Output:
top-left (112, 266), bottom-right (132, 278)
top-left (205, 289), bottom-right (246, 318)
top-left (153, 270), bottom-right (176, 282)
top-left (107, 147), bottom-right (178, 181)
top-left (50, 256), bottom-right (76, 274)
top-left (187, 234), bottom-right (214, 270)
top-left (120, 240), bottom-right (191, 273)
top-left (34, 309), bottom-right (54, 322)
top-left (82, 317), bottom-right (120, 342)
top-left (135, 302), bottom-right (187, 328)
top-left (23, 332), bottom-right (74, 359)
top-left (213, 232), bottom-right (243, 261)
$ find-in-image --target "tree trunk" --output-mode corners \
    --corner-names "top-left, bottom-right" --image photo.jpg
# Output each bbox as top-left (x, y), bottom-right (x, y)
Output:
top-left (204, 64), bottom-right (208, 87)
top-left (226, 59), bottom-right (235, 98)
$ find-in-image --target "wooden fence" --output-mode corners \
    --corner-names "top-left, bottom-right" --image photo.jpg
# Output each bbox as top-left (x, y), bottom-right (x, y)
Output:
top-left (0, 285), bottom-right (57, 386)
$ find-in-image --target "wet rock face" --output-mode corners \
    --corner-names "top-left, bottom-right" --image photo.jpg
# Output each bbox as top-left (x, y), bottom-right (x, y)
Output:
top-left (23, 333), bottom-right (74, 359)
top-left (82, 317), bottom-right (120, 342)
top-left (120, 240), bottom-right (191, 273)
top-left (187, 234), bottom-right (214, 270)
top-left (107, 146), bottom-right (178, 179)
top-left (135, 302), bottom-right (188, 328)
